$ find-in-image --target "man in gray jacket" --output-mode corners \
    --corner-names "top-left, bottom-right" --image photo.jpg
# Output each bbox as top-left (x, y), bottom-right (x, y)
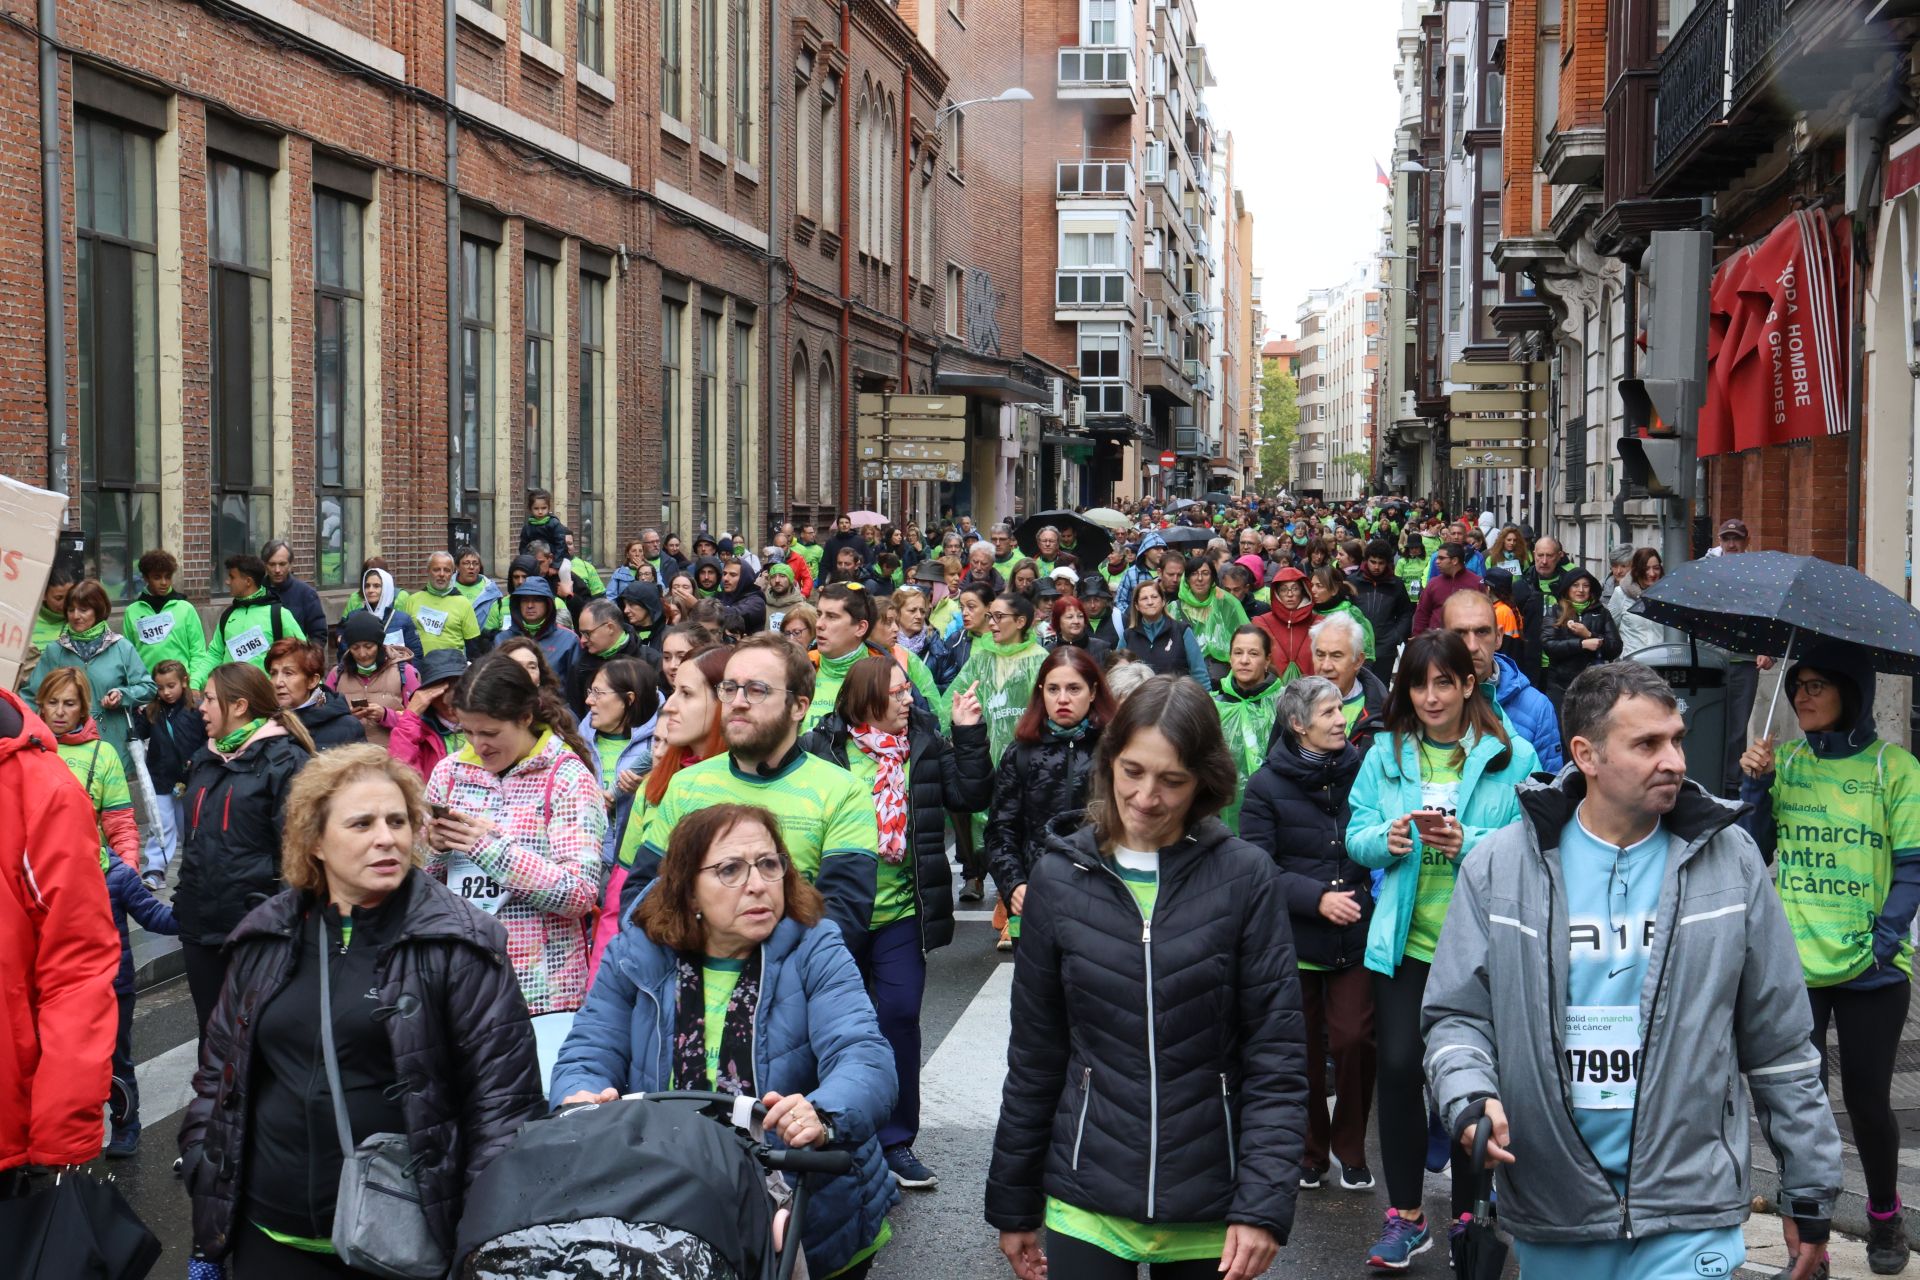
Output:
top-left (1424, 661), bottom-right (1840, 1280)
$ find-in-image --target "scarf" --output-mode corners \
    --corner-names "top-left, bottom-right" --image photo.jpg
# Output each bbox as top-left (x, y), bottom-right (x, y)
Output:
top-left (64, 620), bottom-right (112, 662)
top-left (1569, 598), bottom-right (1591, 614)
top-left (1045, 717), bottom-right (1091, 741)
top-left (896, 625), bottom-right (931, 657)
top-left (215, 717), bottom-right (267, 754)
top-left (672, 948), bottom-right (762, 1096)
top-left (851, 724), bottom-right (912, 864)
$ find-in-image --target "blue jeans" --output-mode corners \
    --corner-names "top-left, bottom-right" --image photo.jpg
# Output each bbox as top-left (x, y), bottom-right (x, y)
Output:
top-left (845, 916), bottom-right (925, 1150)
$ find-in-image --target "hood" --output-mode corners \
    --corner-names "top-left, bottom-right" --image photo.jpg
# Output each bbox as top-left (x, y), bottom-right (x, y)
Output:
top-left (510, 574), bottom-right (556, 602)
top-left (54, 717), bottom-right (103, 747)
top-left (1132, 530), bottom-right (1167, 567)
top-left (365, 567), bottom-right (399, 613)
top-left (620, 580), bottom-right (664, 619)
top-left (1234, 553), bottom-right (1268, 586)
top-left (1555, 567), bottom-right (1605, 605)
top-left (1513, 764), bottom-right (1745, 857)
top-left (720, 579), bottom-right (764, 606)
top-left (1217, 674), bottom-right (1279, 706)
top-left (299, 686), bottom-right (357, 727)
top-left (1490, 651), bottom-right (1537, 704)
top-left (508, 554), bottom-right (541, 584)
top-left (691, 555), bottom-right (725, 589)
top-left (136, 588), bottom-right (190, 612)
top-left (1791, 640), bottom-right (1879, 756)
top-left (1261, 721), bottom-right (1362, 785)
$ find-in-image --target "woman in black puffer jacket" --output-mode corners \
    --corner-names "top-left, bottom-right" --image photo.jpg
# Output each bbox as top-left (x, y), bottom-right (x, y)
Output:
top-left (176, 663), bottom-right (316, 1037)
top-left (180, 745), bottom-right (543, 1275)
top-left (1541, 567), bottom-right (1623, 713)
top-left (1239, 675), bottom-right (1377, 1192)
top-left (984, 647), bottom-right (1113, 940)
top-left (988, 675), bottom-right (1308, 1280)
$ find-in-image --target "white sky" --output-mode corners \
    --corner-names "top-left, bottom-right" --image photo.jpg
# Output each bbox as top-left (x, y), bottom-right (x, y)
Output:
top-left (1204, 0), bottom-right (1404, 343)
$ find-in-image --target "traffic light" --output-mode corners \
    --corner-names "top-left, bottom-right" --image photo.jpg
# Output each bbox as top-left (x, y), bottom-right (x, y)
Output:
top-left (1637, 228), bottom-right (1711, 440)
top-left (1616, 434), bottom-right (1690, 498)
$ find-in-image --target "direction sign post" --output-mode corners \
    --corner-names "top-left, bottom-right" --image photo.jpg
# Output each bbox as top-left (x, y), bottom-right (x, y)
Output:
top-left (856, 393), bottom-right (969, 504)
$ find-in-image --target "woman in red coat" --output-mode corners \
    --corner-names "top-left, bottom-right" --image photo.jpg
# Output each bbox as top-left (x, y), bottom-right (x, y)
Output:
top-left (1254, 566), bottom-right (1318, 684)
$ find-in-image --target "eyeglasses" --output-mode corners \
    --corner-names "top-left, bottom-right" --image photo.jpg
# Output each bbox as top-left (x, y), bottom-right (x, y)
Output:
top-left (584, 685), bottom-right (615, 702)
top-left (888, 683), bottom-right (915, 703)
top-left (1790, 678), bottom-right (1833, 699)
top-left (986, 610), bottom-right (1017, 624)
top-left (717, 679), bottom-right (792, 705)
top-left (700, 853), bottom-right (789, 887)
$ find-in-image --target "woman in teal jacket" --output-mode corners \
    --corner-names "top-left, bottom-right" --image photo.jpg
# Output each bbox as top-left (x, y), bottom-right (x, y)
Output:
top-left (1344, 629), bottom-right (1536, 1270)
top-left (26, 578), bottom-right (157, 770)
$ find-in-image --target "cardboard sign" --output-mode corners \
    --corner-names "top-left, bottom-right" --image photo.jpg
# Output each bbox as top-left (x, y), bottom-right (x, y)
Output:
top-left (0, 477), bottom-right (68, 689)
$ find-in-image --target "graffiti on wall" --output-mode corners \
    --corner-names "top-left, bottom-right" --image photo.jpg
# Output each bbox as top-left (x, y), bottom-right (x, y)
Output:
top-left (966, 267), bottom-right (1004, 357)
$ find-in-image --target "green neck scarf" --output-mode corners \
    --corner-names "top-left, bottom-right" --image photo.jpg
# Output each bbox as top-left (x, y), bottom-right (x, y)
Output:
top-left (353, 659), bottom-right (381, 676)
top-left (69, 620), bottom-right (109, 642)
top-left (425, 582), bottom-right (458, 596)
top-left (597, 631), bottom-right (630, 659)
top-left (1569, 598), bottom-right (1590, 615)
top-left (216, 717), bottom-right (267, 753)
top-left (1046, 717), bottom-right (1091, 741)
top-left (971, 632), bottom-right (1041, 660)
top-left (818, 644), bottom-right (867, 681)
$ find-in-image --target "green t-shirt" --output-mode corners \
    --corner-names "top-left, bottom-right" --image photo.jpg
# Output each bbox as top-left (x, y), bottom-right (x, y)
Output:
top-left (807, 646), bottom-right (866, 734)
top-left (1403, 738), bottom-right (1464, 964)
top-left (1044, 1200), bottom-right (1227, 1264)
top-left (685, 956), bottom-right (746, 1087)
top-left (1113, 846), bottom-right (1160, 920)
top-left (56, 739), bottom-right (132, 870)
top-left (1341, 686), bottom-right (1367, 733)
top-left (625, 752), bottom-right (879, 927)
top-left (843, 750), bottom-right (916, 927)
top-left (1770, 740), bottom-right (1920, 986)
top-left (407, 588), bottom-right (483, 654)
top-left (594, 731), bottom-right (627, 789)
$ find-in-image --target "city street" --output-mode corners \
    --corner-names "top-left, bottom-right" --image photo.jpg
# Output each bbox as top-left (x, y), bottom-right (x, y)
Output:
top-left (115, 903), bottom-right (1886, 1280)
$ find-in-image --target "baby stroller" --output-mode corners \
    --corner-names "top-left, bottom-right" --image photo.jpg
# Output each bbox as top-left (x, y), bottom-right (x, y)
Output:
top-left (454, 1090), bottom-right (852, 1280)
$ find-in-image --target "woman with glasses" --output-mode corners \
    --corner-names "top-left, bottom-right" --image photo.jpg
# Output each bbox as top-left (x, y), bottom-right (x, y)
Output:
top-left (799, 654), bottom-right (990, 1190)
top-left (1739, 644), bottom-right (1920, 1272)
top-left (556, 803), bottom-right (900, 1279)
top-left (1170, 557), bottom-right (1248, 689)
top-left (952, 593), bottom-right (1050, 768)
top-left (424, 652), bottom-right (607, 1015)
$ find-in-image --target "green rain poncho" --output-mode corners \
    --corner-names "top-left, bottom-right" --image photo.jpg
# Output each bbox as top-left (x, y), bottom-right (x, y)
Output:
top-left (1313, 599), bottom-right (1376, 660)
top-left (1214, 675), bottom-right (1281, 834)
top-left (952, 633), bottom-right (1048, 765)
top-left (1172, 578), bottom-right (1249, 665)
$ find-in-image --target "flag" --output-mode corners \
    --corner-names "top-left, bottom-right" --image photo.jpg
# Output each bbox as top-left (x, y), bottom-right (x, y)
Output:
top-left (1375, 160), bottom-right (1391, 188)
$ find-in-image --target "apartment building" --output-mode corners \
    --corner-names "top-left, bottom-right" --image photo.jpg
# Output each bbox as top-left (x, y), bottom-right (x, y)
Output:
top-left (1202, 134), bottom-right (1258, 493)
top-left (1293, 294), bottom-right (1329, 498)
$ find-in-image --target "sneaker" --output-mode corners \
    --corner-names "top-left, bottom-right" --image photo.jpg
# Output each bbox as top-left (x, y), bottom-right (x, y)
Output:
top-left (1870, 1208), bottom-right (1911, 1275)
top-left (104, 1122), bottom-right (140, 1159)
top-left (172, 1155), bottom-right (185, 1178)
top-left (958, 878), bottom-right (984, 903)
top-left (1340, 1163), bottom-right (1376, 1192)
top-left (141, 870), bottom-right (167, 894)
top-left (996, 932), bottom-right (1013, 952)
top-left (1771, 1259), bottom-right (1831, 1280)
top-left (1298, 1164), bottom-right (1327, 1189)
top-left (1366, 1209), bottom-right (1433, 1271)
top-left (885, 1145), bottom-right (938, 1189)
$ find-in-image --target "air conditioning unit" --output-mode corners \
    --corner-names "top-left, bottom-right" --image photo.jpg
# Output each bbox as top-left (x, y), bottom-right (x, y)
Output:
top-left (1066, 395), bottom-right (1087, 428)
top-left (1050, 376), bottom-right (1067, 417)
top-left (1399, 391), bottom-right (1417, 418)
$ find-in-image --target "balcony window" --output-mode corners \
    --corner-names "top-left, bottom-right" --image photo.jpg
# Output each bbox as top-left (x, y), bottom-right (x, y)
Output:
top-left (1057, 269), bottom-right (1129, 307)
top-left (1078, 322), bottom-right (1128, 414)
top-left (1085, 0), bottom-right (1118, 45)
top-left (1057, 161), bottom-right (1133, 197)
top-left (1656, 0), bottom-right (1699, 52)
top-left (1060, 47), bottom-right (1131, 85)
top-left (1062, 228), bottom-right (1121, 267)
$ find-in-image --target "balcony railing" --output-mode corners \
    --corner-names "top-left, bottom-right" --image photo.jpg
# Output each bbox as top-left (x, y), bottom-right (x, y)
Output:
top-left (1056, 268), bottom-right (1132, 308)
top-left (1653, 0), bottom-right (1729, 173)
top-left (1057, 160), bottom-right (1136, 198)
top-left (1058, 46), bottom-right (1134, 90)
top-left (1183, 289), bottom-right (1204, 312)
top-left (1731, 0), bottom-right (1784, 104)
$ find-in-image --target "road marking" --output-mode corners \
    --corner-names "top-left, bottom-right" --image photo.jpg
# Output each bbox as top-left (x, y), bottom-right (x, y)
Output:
top-left (954, 910), bottom-right (998, 922)
top-left (135, 1039), bottom-right (202, 1126)
top-left (919, 964), bottom-right (1013, 1130)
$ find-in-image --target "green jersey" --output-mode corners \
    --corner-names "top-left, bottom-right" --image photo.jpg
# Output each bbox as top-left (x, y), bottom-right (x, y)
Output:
top-left (193, 590), bottom-right (306, 685)
top-left (407, 587), bottom-right (483, 654)
top-left (56, 738), bottom-right (132, 870)
top-left (1769, 739), bottom-right (1920, 986)
top-left (951, 635), bottom-right (1047, 765)
top-left (122, 595), bottom-right (207, 674)
top-left (807, 646), bottom-right (868, 734)
top-left (794, 541), bottom-right (825, 579)
top-left (627, 751), bottom-right (879, 936)
top-left (1214, 678), bottom-right (1281, 833)
top-left (1404, 738), bottom-right (1464, 963)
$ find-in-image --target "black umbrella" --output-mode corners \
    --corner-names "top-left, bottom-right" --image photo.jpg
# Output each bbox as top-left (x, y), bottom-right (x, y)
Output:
top-left (1014, 510), bottom-right (1112, 567)
top-left (1154, 526), bottom-right (1216, 553)
top-left (1630, 551), bottom-right (1920, 675)
top-left (0, 1171), bottom-right (161, 1279)
top-left (1449, 1122), bottom-right (1508, 1280)
top-left (1166, 497), bottom-right (1200, 512)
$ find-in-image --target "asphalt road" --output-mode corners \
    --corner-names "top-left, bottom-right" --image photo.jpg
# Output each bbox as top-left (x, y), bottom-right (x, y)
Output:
top-left (115, 909), bottom-right (1873, 1279)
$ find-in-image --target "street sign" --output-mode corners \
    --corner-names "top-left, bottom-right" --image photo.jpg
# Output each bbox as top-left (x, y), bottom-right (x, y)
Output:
top-left (857, 414), bottom-right (967, 442)
top-left (1449, 361), bottom-right (1546, 385)
top-left (857, 393), bottom-right (966, 420)
top-left (1450, 388), bottom-right (1547, 415)
top-left (856, 438), bottom-right (967, 463)
top-left (1448, 419), bottom-right (1536, 442)
top-left (1452, 446), bottom-right (1547, 470)
top-left (1160, 450), bottom-right (1176, 467)
top-left (861, 460), bottom-right (964, 482)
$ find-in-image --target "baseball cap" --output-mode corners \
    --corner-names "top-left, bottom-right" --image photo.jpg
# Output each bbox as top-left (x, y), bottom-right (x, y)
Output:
top-left (1716, 519), bottom-right (1749, 539)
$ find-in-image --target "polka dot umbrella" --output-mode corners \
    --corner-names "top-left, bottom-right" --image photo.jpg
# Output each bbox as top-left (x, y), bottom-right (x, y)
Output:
top-left (1630, 550), bottom-right (1920, 722)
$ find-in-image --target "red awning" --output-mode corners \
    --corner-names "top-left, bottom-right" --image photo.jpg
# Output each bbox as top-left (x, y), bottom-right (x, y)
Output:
top-left (1699, 210), bottom-right (1850, 457)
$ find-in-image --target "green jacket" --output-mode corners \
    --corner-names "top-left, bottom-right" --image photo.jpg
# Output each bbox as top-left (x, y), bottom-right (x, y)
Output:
top-left (406, 586), bottom-right (483, 654)
top-left (26, 631), bottom-right (156, 763)
top-left (121, 593), bottom-right (207, 674)
top-left (1214, 675), bottom-right (1281, 833)
top-left (568, 558), bottom-right (605, 598)
top-left (193, 590), bottom-right (306, 684)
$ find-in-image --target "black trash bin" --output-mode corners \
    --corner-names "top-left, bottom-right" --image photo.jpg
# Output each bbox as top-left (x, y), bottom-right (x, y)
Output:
top-left (1624, 640), bottom-right (1729, 790)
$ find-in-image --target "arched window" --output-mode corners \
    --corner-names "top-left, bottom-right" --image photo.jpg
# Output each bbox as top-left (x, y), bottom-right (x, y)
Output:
top-left (818, 358), bottom-right (837, 506)
top-left (821, 83), bottom-right (840, 227)
top-left (856, 88), bottom-right (873, 256)
top-left (795, 83), bottom-right (812, 218)
top-left (880, 97), bottom-right (896, 267)
top-left (791, 350), bottom-right (810, 502)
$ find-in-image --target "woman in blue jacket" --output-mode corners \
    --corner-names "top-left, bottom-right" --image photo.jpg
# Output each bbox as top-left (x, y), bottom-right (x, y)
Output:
top-left (553, 802), bottom-right (899, 1279)
top-left (1345, 628), bottom-right (1536, 1271)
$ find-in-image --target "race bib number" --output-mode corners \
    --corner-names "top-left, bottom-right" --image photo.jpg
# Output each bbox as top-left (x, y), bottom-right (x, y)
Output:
top-left (416, 606), bottom-right (449, 636)
top-left (1565, 1005), bottom-right (1642, 1110)
top-left (385, 629), bottom-right (405, 647)
top-left (136, 613), bottom-right (175, 647)
top-left (446, 851), bottom-right (507, 914)
top-left (226, 625), bottom-right (269, 663)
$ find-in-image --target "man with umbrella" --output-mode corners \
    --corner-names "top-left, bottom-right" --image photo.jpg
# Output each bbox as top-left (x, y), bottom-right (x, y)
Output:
top-left (1424, 662), bottom-right (1841, 1280)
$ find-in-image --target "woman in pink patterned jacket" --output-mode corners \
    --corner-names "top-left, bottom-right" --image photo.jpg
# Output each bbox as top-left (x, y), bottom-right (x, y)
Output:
top-left (423, 653), bottom-right (607, 1015)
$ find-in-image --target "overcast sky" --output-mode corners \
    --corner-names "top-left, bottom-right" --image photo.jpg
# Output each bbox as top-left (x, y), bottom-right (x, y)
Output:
top-left (1204, 0), bottom-right (1404, 344)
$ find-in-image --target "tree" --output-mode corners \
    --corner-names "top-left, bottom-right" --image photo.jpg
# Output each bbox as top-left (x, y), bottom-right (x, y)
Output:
top-left (1335, 448), bottom-right (1373, 490)
top-left (1258, 361), bottom-right (1298, 485)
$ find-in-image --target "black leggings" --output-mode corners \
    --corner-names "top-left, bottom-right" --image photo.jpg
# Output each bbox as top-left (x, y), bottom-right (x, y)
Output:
top-left (182, 940), bottom-right (229, 1040)
top-left (231, 1224), bottom-right (378, 1277)
top-left (1808, 980), bottom-right (1910, 1207)
top-left (1045, 1233), bottom-right (1223, 1279)
top-left (1374, 958), bottom-right (1478, 1218)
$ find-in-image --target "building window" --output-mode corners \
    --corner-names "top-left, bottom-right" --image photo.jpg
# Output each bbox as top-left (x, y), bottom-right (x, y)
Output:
top-left (817, 359), bottom-right (837, 506)
top-left (795, 84), bottom-right (812, 217)
top-left (522, 0), bottom-right (551, 45)
top-left (1446, 222), bottom-right (1465, 334)
top-left (660, 297), bottom-right (685, 529)
top-left (733, 0), bottom-right (754, 161)
top-left (1085, 0), bottom-right (1117, 44)
top-left (917, 168), bottom-right (934, 280)
top-left (459, 237), bottom-right (498, 560)
top-left (821, 81), bottom-right (840, 225)
top-left (1062, 228), bottom-right (1120, 267)
top-left (1078, 322), bottom-right (1127, 416)
top-left (578, 0), bottom-right (604, 74)
top-left (1449, 55), bottom-right (1467, 157)
top-left (699, 0), bottom-right (720, 142)
top-left (945, 264), bottom-right (962, 336)
top-left (74, 113), bottom-right (160, 598)
top-left (523, 254), bottom-right (555, 491)
top-left (208, 155), bottom-right (275, 578)
top-left (578, 271), bottom-right (609, 562)
top-left (661, 0), bottom-right (684, 117)
top-left (790, 351), bottom-right (808, 504)
top-left (696, 307), bottom-right (720, 532)
top-left (729, 319), bottom-right (751, 532)
top-left (1477, 200), bottom-right (1500, 340)
top-left (313, 189), bottom-right (365, 589)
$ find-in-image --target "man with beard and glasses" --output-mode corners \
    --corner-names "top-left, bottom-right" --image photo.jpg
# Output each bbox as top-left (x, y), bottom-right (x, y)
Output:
top-left (629, 635), bottom-right (878, 938)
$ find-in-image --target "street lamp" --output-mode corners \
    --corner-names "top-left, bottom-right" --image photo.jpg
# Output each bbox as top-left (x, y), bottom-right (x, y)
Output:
top-left (935, 86), bottom-right (1033, 128)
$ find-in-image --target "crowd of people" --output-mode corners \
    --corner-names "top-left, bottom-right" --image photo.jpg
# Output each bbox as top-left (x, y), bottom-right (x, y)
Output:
top-left (0, 488), bottom-right (1912, 1280)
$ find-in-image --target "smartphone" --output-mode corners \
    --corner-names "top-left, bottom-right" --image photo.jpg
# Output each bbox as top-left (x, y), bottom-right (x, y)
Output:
top-left (349, 698), bottom-right (369, 710)
top-left (429, 803), bottom-right (451, 822)
top-left (1411, 809), bottom-right (1452, 840)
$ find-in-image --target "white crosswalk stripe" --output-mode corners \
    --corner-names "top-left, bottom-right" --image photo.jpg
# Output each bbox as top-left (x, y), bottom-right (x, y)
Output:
top-left (918, 963), bottom-right (1012, 1130)
top-left (135, 1038), bottom-right (202, 1127)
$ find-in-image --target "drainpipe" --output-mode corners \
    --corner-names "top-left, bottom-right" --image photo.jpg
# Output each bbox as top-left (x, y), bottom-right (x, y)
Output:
top-left (445, 0), bottom-right (463, 540)
top-left (838, 0), bottom-right (852, 508)
top-left (766, 0), bottom-right (781, 540)
top-left (1844, 117), bottom-right (1887, 570)
top-left (899, 62), bottom-right (914, 522)
top-left (39, 0), bottom-right (68, 513)
top-left (1613, 263), bottom-right (1638, 549)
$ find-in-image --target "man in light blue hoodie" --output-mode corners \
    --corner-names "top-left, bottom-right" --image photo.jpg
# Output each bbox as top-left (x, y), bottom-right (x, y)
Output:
top-left (1112, 529), bottom-right (1166, 624)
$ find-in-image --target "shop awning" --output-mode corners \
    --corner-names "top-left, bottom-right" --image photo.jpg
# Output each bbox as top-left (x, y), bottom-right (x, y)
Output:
top-left (1700, 209), bottom-right (1850, 457)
